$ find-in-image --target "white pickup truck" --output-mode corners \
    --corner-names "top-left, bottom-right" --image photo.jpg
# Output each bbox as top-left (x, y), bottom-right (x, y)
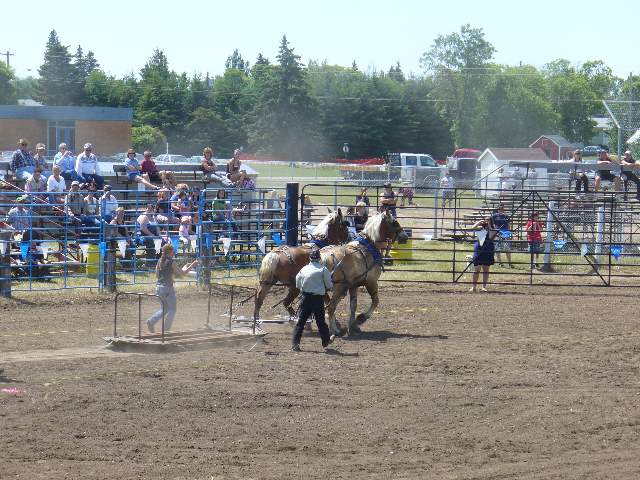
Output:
top-left (387, 152), bottom-right (445, 186)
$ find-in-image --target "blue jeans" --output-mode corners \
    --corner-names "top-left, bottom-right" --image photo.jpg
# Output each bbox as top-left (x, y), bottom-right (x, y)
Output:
top-left (16, 166), bottom-right (35, 181)
top-left (147, 284), bottom-right (177, 331)
top-left (81, 173), bottom-right (104, 189)
top-left (61, 171), bottom-right (85, 183)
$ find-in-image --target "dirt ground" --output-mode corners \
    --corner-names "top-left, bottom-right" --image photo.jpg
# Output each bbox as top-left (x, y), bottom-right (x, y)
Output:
top-left (2, 284), bottom-right (640, 479)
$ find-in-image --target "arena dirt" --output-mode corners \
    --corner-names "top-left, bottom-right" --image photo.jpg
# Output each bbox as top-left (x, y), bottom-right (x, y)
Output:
top-left (2, 285), bottom-right (640, 479)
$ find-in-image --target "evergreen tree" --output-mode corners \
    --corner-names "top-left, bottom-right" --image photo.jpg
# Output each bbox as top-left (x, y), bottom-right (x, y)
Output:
top-left (249, 36), bottom-right (319, 159)
top-left (225, 49), bottom-right (250, 74)
top-left (36, 30), bottom-right (83, 105)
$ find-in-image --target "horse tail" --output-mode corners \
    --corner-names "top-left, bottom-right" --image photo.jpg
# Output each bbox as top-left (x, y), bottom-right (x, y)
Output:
top-left (259, 251), bottom-right (280, 284)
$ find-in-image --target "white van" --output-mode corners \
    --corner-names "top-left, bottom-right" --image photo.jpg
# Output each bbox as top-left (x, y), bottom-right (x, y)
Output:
top-left (387, 152), bottom-right (444, 186)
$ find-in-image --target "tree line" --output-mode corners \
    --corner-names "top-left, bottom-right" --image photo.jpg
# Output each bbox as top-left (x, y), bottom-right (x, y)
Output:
top-left (2, 25), bottom-right (639, 160)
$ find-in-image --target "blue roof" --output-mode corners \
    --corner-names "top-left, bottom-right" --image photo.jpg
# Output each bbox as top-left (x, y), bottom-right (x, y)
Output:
top-left (0, 105), bottom-right (133, 121)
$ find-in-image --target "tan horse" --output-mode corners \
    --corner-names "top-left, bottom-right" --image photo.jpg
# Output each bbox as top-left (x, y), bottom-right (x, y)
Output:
top-left (254, 209), bottom-right (350, 322)
top-left (320, 211), bottom-right (407, 336)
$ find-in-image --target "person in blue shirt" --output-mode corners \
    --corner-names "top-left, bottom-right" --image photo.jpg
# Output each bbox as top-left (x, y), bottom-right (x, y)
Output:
top-left (53, 143), bottom-right (84, 183)
top-left (124, 148), bottom-right (159, 190)
top-left (10, 139), bottom-right (36, 181)
top-left (490, 204), bottom-right (512, 268)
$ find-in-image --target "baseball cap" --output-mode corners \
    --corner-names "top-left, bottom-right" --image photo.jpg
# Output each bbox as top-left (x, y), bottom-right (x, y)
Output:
top-left (383, 182), bottom-right (391, 188)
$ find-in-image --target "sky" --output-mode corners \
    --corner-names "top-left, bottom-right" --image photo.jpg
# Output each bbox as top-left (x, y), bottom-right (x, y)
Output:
top-left (3, 0), bottom-right (639, 80)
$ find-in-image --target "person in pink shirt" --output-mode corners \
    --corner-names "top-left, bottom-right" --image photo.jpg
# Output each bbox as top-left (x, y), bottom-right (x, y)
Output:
top-left (525, 212), bottom-right (544, 269)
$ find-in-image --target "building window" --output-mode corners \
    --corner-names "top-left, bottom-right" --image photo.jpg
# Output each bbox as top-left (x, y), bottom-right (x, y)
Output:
top-left (47, 120), bottom-right (75, 156)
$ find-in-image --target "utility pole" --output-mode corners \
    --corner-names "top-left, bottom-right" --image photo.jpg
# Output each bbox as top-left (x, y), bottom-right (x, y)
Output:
top-left (0, 50), bottom-right (14, 67)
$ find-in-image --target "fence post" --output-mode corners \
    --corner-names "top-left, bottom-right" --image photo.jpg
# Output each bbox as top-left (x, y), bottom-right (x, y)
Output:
top-left (0, 230), bottom-right (11, 298)
top-left (432, 187), bottom-right (440, 237)
top-left (285, 182), bottom-right (299, 247)
top-left (595, 205), bottom-right (605, 266)
top-left (541, 200), bottom-right (556, 272)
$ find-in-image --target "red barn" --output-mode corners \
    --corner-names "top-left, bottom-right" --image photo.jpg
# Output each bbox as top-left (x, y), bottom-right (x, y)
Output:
top-left (529, 135), bottom-right (582, 160)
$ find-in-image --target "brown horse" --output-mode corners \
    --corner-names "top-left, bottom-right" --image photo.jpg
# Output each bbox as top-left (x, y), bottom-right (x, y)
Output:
top-left (254, 209), bottom-right (350, 322)
top-left (320, 211), bottom-right (407, 336)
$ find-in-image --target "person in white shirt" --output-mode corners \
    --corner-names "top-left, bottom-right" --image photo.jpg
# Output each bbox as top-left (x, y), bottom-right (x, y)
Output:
top-left (47, 165), bottom-right (67, 204)
top-left (75, 142), bottom-right (104, 189)
top-left (99, 185), bottom-right (119, 222)
top-left (291, 248), bottom-right (335, 351)
top-left (440, 171), bottom-right (455, 208)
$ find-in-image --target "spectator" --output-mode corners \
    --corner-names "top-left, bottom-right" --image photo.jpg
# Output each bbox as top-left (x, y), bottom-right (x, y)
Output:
top-left (379, 182), bottom-right (397, 217)
top-left (170, 187), bottom-right (192, 218)
top-left (32, 143), bottom-right (51, 178)
top-left (65, 180), bottom-right (99, 229)
top-left (302, 194), bottom-right (315, 224)
top-left (226, 149), bottom-right (248, 187)
top-left (211, 189), bottom-right (229, 223)
top-left (399, 181), bottom-right (418, 207)
top-left (595, 150), bottom-right (621, 192)
top-left (155, 188), bottom-right (177, 225)
top-left (25, 167), bottom-right (47, 195)
top-left (137, 203), bottom-right (161, 261)
top-left (10, 138), bottom-right (36, 181)
top-left (179, 215), bottom-right (193, 246)
top-left (468, 216), bottom-right (497, 292)
top-left (496, 167), bottom-right (508, 193)
top-left (491, 204), bottom-right (512, 268)
top-left (572, 150), bottom-right (589, 193)
top-left (621, 150), bottom-right (640, 201)
top-left (108, 207), bottom-right (134, 267)
top-left (440, 171), bottom-right (455, 208)
top-left (140, 151), bottom-right (162, 182)
top-left (145, 242), bottom-right (198, 333)
top-left (124, 148), bottom-right (159, 190)
top-left (53, 143), bottom-right (83, 183)
top-left (7, 195), bottom-right (38, 242)
top-left (525, 212), bottom-right (544, 269)
top-left (265, 190), bottom-right (283, 226)
top-left (201, 147), bottom-right (233, 187)
top-left (161, 170), bottom-right (177, 191)
top-left (353, 201), bottom-right (368, 232)
top-left (99, 185), bottom-right (119, 223)
top-left (75, 143), bottom-right (104, 189)
top-left (355, 187), bottom-right (370, 213)
top-left (47, 165), bottom-right (67, 205)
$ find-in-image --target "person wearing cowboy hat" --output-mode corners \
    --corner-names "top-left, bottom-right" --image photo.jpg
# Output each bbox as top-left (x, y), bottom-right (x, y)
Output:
top-left (291, 248), bottom-right (335, 352)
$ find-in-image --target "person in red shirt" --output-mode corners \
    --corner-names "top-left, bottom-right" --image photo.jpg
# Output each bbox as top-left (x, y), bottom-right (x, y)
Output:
top-left (140, 151), bottom-right (161, 182)
top-left (525, 212), bottom-right (544, 269)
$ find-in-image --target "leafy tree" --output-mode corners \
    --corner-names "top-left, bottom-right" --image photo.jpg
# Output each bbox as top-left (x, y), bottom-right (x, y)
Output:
top-left (14, 76), bottom-right (37, 100)
top-left (132, 125), bottom-right (167, 153)
top-left (0, 60), bottom-right (17, 104)
top-left (36, 30), bottom-right (83, 105)
top-left (420, 24), bottom-right (496, 146)
top-left (181, 107), bottom-right (236, 156)
top-left (477, 65), bottom-right (558, 147)
top-left (544, 59), bottom-right (600, 143)
top-left (85, 70), bottom-right (138, 108)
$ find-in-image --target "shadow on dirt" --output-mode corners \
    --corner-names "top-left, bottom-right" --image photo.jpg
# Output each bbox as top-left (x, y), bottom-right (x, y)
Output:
top-left (344, 331), bottom-right (448, 342)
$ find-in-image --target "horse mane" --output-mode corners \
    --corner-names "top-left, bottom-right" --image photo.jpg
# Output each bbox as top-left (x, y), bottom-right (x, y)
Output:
top-left (361, 213), bottom-right (386, 242)
top-left (312, 211), bottom-right (339, 238)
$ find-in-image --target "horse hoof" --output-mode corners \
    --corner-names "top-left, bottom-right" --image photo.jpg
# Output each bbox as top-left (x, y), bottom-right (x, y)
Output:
top-left (348, 325), bottom-right (362, 336)
top-left (356, 313), bottom-right (368, 325)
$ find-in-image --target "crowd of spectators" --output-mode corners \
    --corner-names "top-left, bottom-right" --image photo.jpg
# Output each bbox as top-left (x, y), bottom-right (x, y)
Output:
top-left (1, 138), bottom-right (266, 275)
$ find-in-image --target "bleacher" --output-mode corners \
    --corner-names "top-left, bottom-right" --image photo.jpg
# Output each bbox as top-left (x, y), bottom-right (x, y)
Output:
top-left (0, 158), bottom-right (286, 292)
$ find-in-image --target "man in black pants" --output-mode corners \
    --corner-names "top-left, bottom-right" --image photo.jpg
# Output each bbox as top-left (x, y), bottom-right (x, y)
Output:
top-left (291, 248), bottom-right (335, 352)
top-left (621, 150), bottom-right (640, 201)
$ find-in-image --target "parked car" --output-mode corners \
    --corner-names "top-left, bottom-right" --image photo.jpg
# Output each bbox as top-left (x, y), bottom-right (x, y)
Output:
top-left (581, 145), bottom-right (604, 156)
top-left (154, 154), bottom-right (190, 164)
top-left (111, 152), bottom-right (144, 162)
